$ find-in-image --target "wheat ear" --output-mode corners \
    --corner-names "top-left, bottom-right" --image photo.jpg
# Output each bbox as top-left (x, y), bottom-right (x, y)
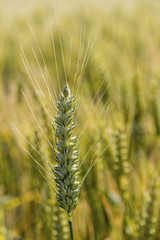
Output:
top-left (50, 84), bottom-right (80, 240)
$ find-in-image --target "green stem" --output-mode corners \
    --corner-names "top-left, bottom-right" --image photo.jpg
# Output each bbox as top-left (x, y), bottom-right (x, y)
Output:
top-left (69, 221), bottom-right (74, 240)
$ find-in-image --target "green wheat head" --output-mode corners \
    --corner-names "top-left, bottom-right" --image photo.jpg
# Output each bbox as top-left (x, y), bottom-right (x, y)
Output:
top-left (50, 85), bottom-right (80, 219)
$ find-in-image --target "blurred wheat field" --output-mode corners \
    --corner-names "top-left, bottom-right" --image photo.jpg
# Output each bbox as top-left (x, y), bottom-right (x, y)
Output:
top-left (1, 0), bottom-right (160, 239)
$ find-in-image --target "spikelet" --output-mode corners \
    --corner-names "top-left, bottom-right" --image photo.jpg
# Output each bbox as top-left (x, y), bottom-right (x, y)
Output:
top-left (53, 201), bottom-right (69, 240)
top-left (111, 129), bottom-right (130, 200)
top-left (37, 187), bottom-right (54, 240)
top-left (135, 176), bottom-right (160, 240)
top-left (51, 85), bottom-right (80, 219)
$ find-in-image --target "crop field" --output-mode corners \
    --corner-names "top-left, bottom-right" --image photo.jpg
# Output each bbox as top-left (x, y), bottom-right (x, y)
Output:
top-left (1, 0), bottom-right (160, 239)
